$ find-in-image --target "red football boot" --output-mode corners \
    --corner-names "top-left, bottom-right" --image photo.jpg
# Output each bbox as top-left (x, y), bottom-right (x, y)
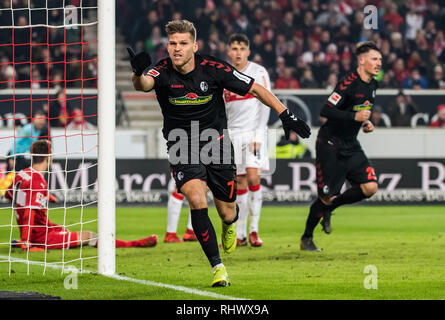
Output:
top-left (249, 232), bottom-right (263, 247)
top-left (237, 238), bottom-right (247, 246)
top-left (140, 235), bottom-right (158, 247)
top-left (182, 229), bottom-right (198, 242)
top-left (164, 232), bottom-right (183, 243)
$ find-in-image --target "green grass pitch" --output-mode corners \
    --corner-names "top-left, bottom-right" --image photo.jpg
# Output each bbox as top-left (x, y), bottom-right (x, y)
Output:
top-left (0, 205), bottom-right (444, 300)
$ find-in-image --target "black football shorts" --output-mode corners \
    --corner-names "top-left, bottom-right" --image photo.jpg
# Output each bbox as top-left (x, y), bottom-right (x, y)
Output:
top-left (315, 138), bottom-right (377, 197)
top-left (170, 163), bottom-right (238, 203)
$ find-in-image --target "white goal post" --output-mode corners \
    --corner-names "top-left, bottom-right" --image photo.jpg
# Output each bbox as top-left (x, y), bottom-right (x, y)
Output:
top-left (97, 0), bottom-right (116, 276)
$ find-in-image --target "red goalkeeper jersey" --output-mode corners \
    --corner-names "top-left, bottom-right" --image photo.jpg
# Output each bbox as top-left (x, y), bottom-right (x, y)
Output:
top-left (5, 167), bottom-right (57, 242)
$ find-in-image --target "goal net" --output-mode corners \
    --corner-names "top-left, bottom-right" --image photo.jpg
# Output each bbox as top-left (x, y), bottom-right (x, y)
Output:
top-left (0, 0), bottom-right (105, 275)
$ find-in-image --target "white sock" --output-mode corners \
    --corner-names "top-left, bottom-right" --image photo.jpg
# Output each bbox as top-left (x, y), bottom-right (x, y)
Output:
top-left (248, 185), bottom-right (262, 233)
top-left (186, 210), bottom-right (193, 231)
top-left (235, 190), bottom-right (248, 240)
top-left (167, 192), bottom-right (184, 233)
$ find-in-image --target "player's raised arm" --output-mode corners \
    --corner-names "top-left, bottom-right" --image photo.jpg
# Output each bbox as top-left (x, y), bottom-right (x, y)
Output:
top-left (248, 82), bottom-right (311, 139)
top-left (127, 47), bottom-right (155, 92)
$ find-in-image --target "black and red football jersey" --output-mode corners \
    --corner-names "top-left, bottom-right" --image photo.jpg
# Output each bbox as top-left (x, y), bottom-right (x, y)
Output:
top-left (318, 70), bottom-right (379, 149)
top-left (145, 54), bottom-right (254, 149)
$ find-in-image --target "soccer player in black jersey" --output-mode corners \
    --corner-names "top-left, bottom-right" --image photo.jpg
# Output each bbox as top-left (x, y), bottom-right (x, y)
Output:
top-left (128, 20), bottom-right (311, 286)
top-left (300, 42), bottom-right (382, 252)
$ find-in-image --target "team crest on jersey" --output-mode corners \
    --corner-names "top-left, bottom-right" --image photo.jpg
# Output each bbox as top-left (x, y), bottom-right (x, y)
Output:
top-left (353, 100), bottom-right (373, 111)
top-left (177, 171), bottom-right (184, 181)
top-left (169, 93), bottom-right (213, 106)
top-left (328, 92), bottom-right (341, 105)
top-left (200, 81), bottom-right (208, 92)
top-left (147, 69), bottom-right (160, 77)
top-left (372, 90), bottom-right (376, 98)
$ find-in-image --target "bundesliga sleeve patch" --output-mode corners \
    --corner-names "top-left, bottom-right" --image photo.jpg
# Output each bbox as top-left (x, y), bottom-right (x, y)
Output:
top-left (327, 92), bottom-right (341, 105)
top-left (147, 69), bottom-right (160, 77)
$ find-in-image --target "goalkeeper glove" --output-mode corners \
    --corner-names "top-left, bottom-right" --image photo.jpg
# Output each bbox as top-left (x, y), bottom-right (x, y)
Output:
top-left (127, 46), bottom-right (152, 76)
top-left (279, 109), bottom-right (311, 139)
top-left (11, 240), bottom-right (44, 252)
top-left (48, 193), bottom-right (57, 203)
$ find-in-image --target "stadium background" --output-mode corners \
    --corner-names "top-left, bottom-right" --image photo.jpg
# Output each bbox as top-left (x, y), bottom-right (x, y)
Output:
top-left (0, 0), bottom-right (444, 302)
top-left (1, 0), bottom-right (445, 206)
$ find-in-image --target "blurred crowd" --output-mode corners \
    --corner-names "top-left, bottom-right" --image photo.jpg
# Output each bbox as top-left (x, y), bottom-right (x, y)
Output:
top-left (118, 0), bottom-right (445, 90)
top-left (0, 0), bottom-right (98, 90)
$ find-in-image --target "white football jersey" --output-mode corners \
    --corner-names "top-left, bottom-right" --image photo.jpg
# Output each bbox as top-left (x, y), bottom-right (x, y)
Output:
top-left (224, 61), bottom-right (271, 138)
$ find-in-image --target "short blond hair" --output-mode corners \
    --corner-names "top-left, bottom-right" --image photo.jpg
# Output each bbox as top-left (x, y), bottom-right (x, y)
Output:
top-left (165, 19), bottom-right (197, 42)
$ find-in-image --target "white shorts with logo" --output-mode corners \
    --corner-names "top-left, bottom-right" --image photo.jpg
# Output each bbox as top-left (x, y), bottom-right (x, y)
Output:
top-left (229, 129), bottom-right (270, 175)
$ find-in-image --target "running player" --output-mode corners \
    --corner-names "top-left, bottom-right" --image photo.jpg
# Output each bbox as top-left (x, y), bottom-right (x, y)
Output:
top-left (300, 41), bottom-right (381, 252)
top-left (224, 34), bottom-right (271, 247)
top-left (5, 140), bottom-right (157, 251)
top-left (129, 20), bottom-right (310, 286)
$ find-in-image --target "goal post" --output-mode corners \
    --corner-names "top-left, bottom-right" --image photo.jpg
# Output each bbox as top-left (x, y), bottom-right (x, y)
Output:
top-left (97, 0), bottom-right (116, 276)
top-left (0, 0), bottom-right (116, 276)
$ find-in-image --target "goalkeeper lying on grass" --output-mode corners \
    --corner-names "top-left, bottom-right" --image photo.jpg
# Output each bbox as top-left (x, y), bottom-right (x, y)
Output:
top-left (3, 140), bottom-right (157, 252)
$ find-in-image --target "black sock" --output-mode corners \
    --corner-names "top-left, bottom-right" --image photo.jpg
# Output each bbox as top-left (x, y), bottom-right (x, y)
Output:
top-left (330, 186), bottom-right (367, 211)
top-left (191, 208), bottom-right (221, 268)
top-left (303, 198), bottom-right (326, 238)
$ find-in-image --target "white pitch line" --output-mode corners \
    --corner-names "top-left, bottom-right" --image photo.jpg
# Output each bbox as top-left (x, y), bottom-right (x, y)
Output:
top-left (0, 255), bottom-right (248, 300)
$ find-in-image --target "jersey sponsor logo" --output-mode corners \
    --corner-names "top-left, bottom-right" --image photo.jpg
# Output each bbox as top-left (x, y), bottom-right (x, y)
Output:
top-left (233, 70), bottom-right (252, 85)
top-left (171, 84), bottom-right (184, 88)
top-left (327, 92), bottom-right (342, 105)
top-left (353, 100), bottom-right (373, 111)
top-left (168, 93), bottom-right (213, 106)
top-left (147, 69), bottom-right (160, 77)
top-left (200, 81), bottom-right (208, 92)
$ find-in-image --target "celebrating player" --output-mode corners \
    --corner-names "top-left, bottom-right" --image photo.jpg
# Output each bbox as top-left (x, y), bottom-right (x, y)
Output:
top-left (224, 34), bottom-right (271, 247)
top-left (5, 140), bottom-right (157, 251)
top-left (300, 41), bottom-right (381, 252)
top-left (129, 20), bottom-right (310, 287)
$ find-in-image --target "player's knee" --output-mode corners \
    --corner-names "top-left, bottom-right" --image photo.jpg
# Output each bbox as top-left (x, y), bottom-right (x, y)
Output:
top-left (319, 195), bottom-right (335, 206)
top-left (362, 183), bottom-right (378, 197)
top-left (186, 193), bottom-right (207, 209)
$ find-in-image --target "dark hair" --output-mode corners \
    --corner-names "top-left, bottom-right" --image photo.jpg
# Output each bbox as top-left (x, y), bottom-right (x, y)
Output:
top-left (31, 140), bottom-right (51, 164)
top-left (355, 41), bottom-right (380, 56)
top-left (228, 33), bottom-right (250, 47)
